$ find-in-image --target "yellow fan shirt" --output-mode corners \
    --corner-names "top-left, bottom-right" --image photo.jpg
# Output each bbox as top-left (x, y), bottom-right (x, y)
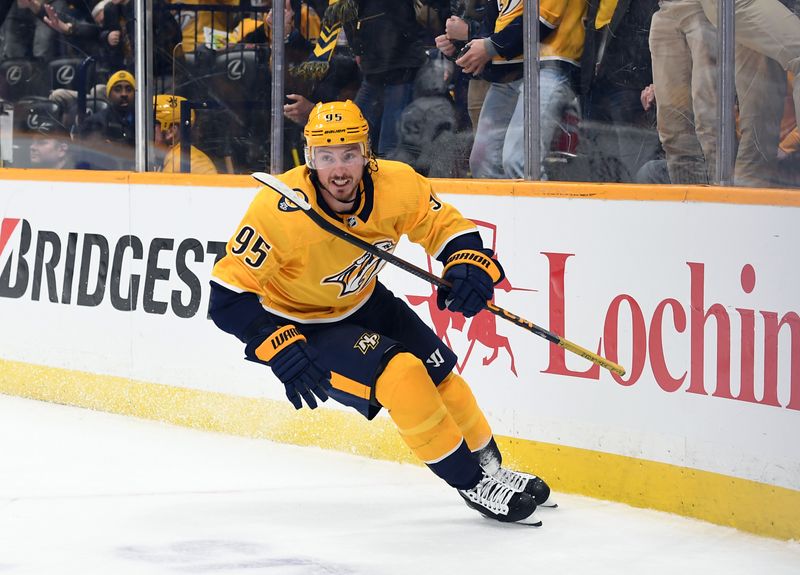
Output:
top-left (162, 144), bottom-right (218, 174)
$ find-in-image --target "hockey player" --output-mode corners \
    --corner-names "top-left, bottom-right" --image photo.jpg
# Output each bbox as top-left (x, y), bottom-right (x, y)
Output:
top-left (209, 100), bottom-right (554, 525)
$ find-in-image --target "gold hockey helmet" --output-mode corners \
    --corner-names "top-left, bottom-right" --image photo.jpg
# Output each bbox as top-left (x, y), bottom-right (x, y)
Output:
top-left (303, 100), bottom-right (371, 169)
top-left (153, 95), bottom-right (195, 130)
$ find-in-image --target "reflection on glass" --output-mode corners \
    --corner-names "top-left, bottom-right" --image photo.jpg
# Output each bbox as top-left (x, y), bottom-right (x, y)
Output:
top-left (2, 0), bottom-right (795, 187)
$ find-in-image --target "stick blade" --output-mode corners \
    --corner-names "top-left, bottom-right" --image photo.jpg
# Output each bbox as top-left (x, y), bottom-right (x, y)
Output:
top-left (251, 172), bottom-right (311, 210)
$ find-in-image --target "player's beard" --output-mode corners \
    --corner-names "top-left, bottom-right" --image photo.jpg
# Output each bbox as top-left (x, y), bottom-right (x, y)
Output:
top-left (320, 170), bottom-right (361, 212)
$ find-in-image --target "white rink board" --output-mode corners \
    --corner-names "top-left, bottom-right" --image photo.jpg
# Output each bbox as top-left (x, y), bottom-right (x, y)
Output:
top-left (1, 178), bottom-right (798, 491)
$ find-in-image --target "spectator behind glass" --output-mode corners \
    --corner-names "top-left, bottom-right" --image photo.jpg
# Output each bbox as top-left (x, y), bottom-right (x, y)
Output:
top-left (227, 0), bottom-right (321, 57)
top-left (264, 0), bottom-right (323, 169)
top-left (277, 0), bottom-right (420, 158)
top-left (390, 50), bottom-right (473, 178)
top-left (154, 94), bottom-right (218, 174)
top-left (100, 0), bottom-right (134, 72)
top-left (13, 0), bottom-right (103, 65)
top-left (77, 70), bottom-right (136, 170)
top-left (282, 0), bottom-right (361, 127)
top-left (0, 0), bottom-right (65, 61)
top-left (648, 0), bottom-right (717, 184)
top-left (39, 1), bottom-right (100, 41)
top-left (582, 0), bottom-right (660, 182)
top-left (696, 0), bottom-right (800, 187)
top-left (45, 2), bottom-right (109, 127)
top-left (777, 71), bottom-right (800, 186)
top-left (170, 0), bottom-right (239, 53)
top-left (351, 0), bottom-right (427, 158)
top-left (284, 52), bottom-right (362, 127)
top-left (430, 0), bottom-right (489, 133)
top-left (29, 116), bottom-right (74, 169)
top-left (446, 0), bottom-right (608, 179)
top-left (437, 0), bottom-right (521, 179)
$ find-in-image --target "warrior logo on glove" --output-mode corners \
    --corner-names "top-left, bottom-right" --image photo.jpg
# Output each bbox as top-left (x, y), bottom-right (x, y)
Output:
top-left (437, 249), bottom-right (505, 318)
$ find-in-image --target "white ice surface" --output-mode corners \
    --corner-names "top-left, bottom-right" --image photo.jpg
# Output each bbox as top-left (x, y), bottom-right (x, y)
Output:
top-left (1, 394), bottom-right (798, 575)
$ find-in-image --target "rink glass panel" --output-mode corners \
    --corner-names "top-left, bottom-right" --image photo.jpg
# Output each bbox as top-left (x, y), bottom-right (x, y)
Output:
top-left (1, 1), bottom-right (797, 189)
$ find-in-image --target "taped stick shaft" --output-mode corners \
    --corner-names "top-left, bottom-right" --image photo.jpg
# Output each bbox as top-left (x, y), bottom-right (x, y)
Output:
top-left (252, 172), bottom-right (626, 376)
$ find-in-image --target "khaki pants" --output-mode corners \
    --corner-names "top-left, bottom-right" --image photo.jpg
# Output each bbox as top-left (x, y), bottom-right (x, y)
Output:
top-left (650, 0), bottom-right (718, 184)
top-left (467, 78), bottom-right (491, 134)
top-left (699, 0), bottom-right (800, 186)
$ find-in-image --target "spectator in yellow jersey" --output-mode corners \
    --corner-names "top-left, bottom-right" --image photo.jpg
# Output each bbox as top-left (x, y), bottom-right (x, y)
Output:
top-left (444, 0), bottom-right (615, 178)
top-left (154, 95), bottom-right (218, 174)
top-left (168, 0), bottom-right (239, 53)
top-left (228, 0), bottom-right (320, 54)
top-left (209, 101), bottom-right (556, 525)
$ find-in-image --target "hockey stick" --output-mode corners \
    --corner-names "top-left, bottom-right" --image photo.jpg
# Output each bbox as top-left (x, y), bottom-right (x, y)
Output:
top-left (252, 172), bottom-right (626, 377)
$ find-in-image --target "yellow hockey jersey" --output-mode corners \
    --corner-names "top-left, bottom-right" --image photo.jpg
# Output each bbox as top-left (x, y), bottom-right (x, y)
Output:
top-left (493, 0), bottom-right (524, 65)
top-left (162, 144), bottom-right (218, 174)
top-left (211, 160), bottom-right (477, 323)
top-left (540, 0), bottom-right (616, 65)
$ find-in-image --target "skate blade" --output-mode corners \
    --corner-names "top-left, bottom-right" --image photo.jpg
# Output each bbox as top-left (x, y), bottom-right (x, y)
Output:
top-left (480, 512), bottom-right (542, 526)
top-left (538, 496), bottom-right (558, 508)
top-left (520, 517), bottom-right (543, 526)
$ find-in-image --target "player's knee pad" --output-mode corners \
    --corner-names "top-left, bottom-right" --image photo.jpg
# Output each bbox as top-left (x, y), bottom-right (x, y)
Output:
top-left (376, 352), bottom-right (463, 463)
top-left (437, 372), bottom-right (492, 451)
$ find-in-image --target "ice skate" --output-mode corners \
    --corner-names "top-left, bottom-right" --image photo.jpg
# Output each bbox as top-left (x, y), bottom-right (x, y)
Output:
top-left (492, 466), bottom-right (557, 508)
top-left (458, 471), bottom-right (541, 525)
top-left (476, 439), bottom-right (557, 507)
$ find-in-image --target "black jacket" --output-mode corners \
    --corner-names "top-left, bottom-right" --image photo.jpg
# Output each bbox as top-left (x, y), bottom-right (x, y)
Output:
top-left (475, 0), bottom-right (523, 84)
top-left (582, 0), bottom-right (658, 95)
top-left (352, 0), bottom-right (426, 78)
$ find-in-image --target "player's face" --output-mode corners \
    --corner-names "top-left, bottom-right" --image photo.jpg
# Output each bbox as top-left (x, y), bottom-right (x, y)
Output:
top-left (314, 144), bottom-right (365, 213)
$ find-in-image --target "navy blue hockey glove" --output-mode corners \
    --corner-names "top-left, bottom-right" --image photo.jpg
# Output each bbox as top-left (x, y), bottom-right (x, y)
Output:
top-left (437, 250), bottom-right (504, 317)
top-left (255, 325), bottom-right (332, 410)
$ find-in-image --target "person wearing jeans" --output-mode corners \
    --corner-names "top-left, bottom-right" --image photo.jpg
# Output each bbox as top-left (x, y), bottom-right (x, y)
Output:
top-left (449, 0), bottom-right (600, 179)
top-left (355, 70), bottom-right (417, 158)
top-left (502, 62), bottom-right (580, 179)
top-left (351, 0), bottom-right (425, 157)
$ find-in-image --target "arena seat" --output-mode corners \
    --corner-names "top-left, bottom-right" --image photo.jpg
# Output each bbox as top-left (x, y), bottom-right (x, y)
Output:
top-left (0, 59), bottom-right (46, 102)
top-left (48, 58), bottom-right (83, 92)
top-left (84, 98), bottom-right (109, 118)
top-left (13, 97), bottom-right (62, 134)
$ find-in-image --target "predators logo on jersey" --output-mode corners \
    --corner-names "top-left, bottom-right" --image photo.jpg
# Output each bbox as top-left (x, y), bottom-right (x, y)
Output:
top-left (354, 332), bottom-right (381, 355)
top-left (278, 189), bottom-right (309, 213)
top-left (322, 239), bottom-right (394, 297)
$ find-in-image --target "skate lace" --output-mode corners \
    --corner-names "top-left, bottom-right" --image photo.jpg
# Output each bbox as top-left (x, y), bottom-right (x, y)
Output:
top-left (495, 467), bottom-right (531, 492)
top-left (467, 475), bottom-right (517, 515)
